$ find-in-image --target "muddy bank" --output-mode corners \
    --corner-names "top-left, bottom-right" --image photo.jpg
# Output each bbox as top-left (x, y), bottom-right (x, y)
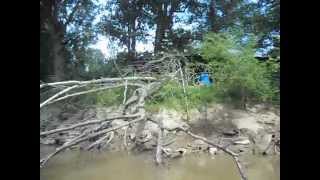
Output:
top-left (40, 103), bottom-right (279, 167)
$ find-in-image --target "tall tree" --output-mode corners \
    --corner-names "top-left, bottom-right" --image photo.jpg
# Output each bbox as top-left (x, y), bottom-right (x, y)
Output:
top-left (99, 0), bottom-right (149, 60)
top-left (63, 0), bottom-right (100, 79)
top-left (144, 0), bottom-right (184, 53)
top-left (41, 0), bottom-right (71, 81)
top-left (206, 0), bottom-right (243, 32)
top-left (40, 0), bottom-right (99, 81)
top-left (143, 0), bottom-right (202, 53)
top-left (238, 0), bottom-right (280, 56)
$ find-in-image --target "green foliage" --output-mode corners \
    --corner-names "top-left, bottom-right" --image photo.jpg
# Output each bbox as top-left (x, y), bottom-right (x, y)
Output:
top-left (95, 87), bottom-right (124, 106)
top-left (146, 81), bottom-right (219, 112)
top-left (200, 32), bottom-right (279, 104)
top-left (200, 33), bottom-right (235, 63)
top-left (75, 86), bottom-right (131, 107)
top-left (82, 49), bottom-right (113, 79)
top-left (72, 48), bottom-right (132, 80)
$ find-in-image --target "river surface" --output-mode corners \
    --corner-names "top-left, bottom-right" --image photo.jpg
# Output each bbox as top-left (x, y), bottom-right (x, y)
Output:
top-left (40, 151), bottom-right (279, 180)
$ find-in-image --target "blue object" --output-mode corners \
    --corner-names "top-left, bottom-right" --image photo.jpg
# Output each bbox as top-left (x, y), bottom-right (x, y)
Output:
top-left (198, 72), bottom-right (213, 86)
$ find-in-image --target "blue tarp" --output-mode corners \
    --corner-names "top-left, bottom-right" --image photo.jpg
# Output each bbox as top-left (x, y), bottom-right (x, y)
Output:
top-left (197, 72), bottom-right (213, 86)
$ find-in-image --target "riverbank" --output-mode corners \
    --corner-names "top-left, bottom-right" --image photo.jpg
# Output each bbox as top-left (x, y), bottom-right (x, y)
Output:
top-left (41, 102), bottom-right (279, 172)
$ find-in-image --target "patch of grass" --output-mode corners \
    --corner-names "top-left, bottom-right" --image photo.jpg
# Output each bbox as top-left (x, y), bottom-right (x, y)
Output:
top-left (73, 86), bottom-right (137, 107)
top-left (69, 81), bottom-right (226, 112)
top-left (95, 88), bottom-right (123, 106)
top-left (146, 81), bottom-right (220, 112)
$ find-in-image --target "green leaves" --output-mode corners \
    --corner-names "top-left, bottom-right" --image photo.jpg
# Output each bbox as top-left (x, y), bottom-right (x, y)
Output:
top-left (199, 32), bottom-right (279, 104)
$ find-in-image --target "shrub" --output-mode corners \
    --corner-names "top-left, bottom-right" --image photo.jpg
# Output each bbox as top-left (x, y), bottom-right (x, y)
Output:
top-left (199, 32), bottom-right (279, 105)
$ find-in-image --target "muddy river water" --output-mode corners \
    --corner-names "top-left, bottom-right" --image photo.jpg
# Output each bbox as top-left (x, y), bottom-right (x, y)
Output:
top-left (40, 150), bottom-right (279, 180)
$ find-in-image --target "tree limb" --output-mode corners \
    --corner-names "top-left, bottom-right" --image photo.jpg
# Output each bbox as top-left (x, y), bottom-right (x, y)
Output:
top-left (147, 118), bottom-right (248, 180)
top-left (178, 128), bottom-right (248, 180)
top-left (40, 76), bottom-right (157, 89)
top-left (40, 85), bottom-right (79, 108)
top-left (64, 0), bottom-right (82, 26)
top-left (40, 116), bottom-right (145, 168)
top-left (40, 114), bottom-right (140, 137)
top-left (47, 83), bottom-right (143, 105)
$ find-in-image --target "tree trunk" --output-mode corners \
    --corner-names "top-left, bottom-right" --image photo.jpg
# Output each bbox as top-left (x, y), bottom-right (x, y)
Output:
top-left (153, 2), bottom-right (176, 53)
top-left (51, 33), bottom-right (67, 81)
top-left (209, 0), bottom-right (219, 32)
top-left (154, 16), bottom-right (171, 53)
top-left (128, 19), bottom-right (137, 60)
top-left (131, 24), bottom-right (136, 56)
top-left (41, 0), bottom-right (68, 81)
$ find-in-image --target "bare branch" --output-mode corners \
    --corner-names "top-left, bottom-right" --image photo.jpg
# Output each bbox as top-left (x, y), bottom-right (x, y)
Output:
top-left (64, 0), bottom-right (82, 26)
top-left (40, 85), bottom-right (79, 109)
top-left (147, 118), bottom-right (248, 180)
top-left (40, 114), bottom-right (140, 137)
top-left (40, 76), bottom-right (157, 89)
top-left (47, 83), bottom-right (143, 105)
top-left (178, 128), bottom-right (248, 180)
top-left (40, 117), bottom-right (145, 168)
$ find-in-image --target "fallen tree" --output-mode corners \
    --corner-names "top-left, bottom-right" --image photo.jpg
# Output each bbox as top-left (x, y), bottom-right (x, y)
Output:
top-left (40, 54), bottom-right (253, 180)
top-left (40, 79), bottom-right (158, 167)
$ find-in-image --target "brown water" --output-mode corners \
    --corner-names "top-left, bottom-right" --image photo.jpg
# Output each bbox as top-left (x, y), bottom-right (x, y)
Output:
top-left (40, 151), bottom-right (279, 180)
